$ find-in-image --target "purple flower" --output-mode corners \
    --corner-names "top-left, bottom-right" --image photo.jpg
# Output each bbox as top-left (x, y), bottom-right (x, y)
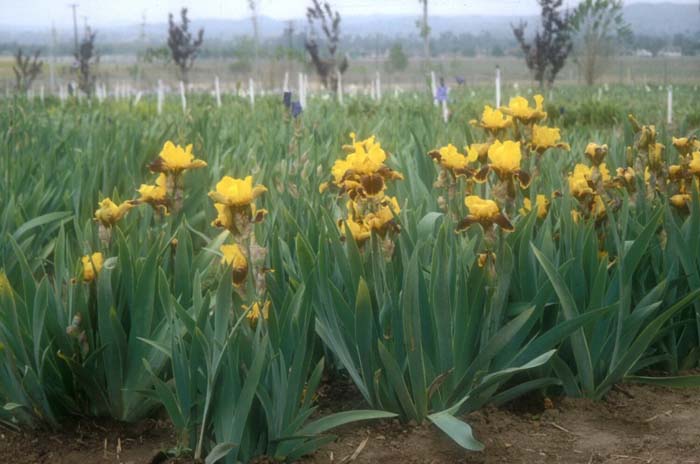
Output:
top-left (291, 101), bottom-right (302, 118)
top-left (436, 85), bottom-right (448, 102)
top-left (283, 91), bottom-right (292, 109)
top-left (455, 76), bottom-right (465, 85)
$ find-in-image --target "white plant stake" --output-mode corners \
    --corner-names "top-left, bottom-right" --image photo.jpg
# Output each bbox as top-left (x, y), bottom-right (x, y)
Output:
top-left (133, 91), bottom-right (142, 106)
top-left (370, 79), bottom-right (376, 100)
top-left (598, 87), bottom-right (602, 101)
top-left (336, 70), bottom-right (343, 105)
top-left (375, 71), bottom-right (381, 100)
top-left (430, 71), bottom-right (437, 106)
top-left (667, 86), bottom-right (673, 125)
top-left (283, 71), bottom-right (289, 92)
top-left (40, 85), bottom-right (44, 103)
top-left (215, 76), bottom-right (222, 108)
top-left (157, 80), bottom-right (164, 115)
top-left (179, 81), bottom-right (187, 113)
top-left (304, 73), bottom-right (309, 106)
top-left (442, 99), bottom-right (448, 124)
top-left (249, 78), bottom-right (255, 107)
top-left (495, 66), bottom-right (501, 108)
top-left (298, 72), bottom-right (304, 108)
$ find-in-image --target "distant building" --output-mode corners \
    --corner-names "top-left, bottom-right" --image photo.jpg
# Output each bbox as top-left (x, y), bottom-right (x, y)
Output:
top-left (659, 48), bottom-right (682, 57)
top-left (635, 49), bottom-right (653, 57)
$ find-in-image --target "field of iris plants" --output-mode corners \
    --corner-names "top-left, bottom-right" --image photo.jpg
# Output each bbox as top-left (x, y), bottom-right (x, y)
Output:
top-left (1, 84), bottom-right (700, 463)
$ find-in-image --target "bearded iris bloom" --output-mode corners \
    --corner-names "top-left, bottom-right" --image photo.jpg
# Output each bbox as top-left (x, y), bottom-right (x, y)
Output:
top-left (339, 196), bottom-right (400, 244)
top-left (148, 141), bottom-right (207, 174)
top-left (475, 140), bottom-right (531, 189)
top-left (321, 134), bottom-right (403, 199)
top-left (519, 194), bottom-right (550, 219)
top-left (672, 137), bottom-right (700, 156)
top-left (502, 95), bottom-right (547, 124)
top-left (529, 125), bottom-right (570, 154)
top-left (210, 176), bottom-right (268, 237)
top-left (94, 198), bottom-right (134, 227)
top-left (584, 143), bottom-right (608, 166)
top-left (81, 252), bottom-right (104, 282)
top-left (242, 301), bottom-right (270, 325)
top-left (220, 243), bottom-right (249, 287)
top-left (136, 173), bottom-right (169, 214)
top-left (470, 105), bottom-right (512, 134)
top-left (428, 144), bottom-right (478, 178)
top-left (670, 194), bottom-right (691, 212)
top-left (690, 152), bottom-right (700, 176)
top-left (457, 195), bottom-right (513, 232)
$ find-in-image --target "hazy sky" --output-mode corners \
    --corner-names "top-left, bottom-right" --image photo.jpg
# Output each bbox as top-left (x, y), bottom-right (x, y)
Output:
top-left (1, 0), bottom-right (696, 28)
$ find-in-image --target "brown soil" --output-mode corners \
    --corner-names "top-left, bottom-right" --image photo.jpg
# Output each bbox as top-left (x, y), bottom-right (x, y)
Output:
top-left (2, 384), bottom-right (699, 464)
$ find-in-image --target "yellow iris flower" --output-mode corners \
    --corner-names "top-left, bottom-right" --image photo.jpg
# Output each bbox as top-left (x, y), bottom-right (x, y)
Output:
top-left (457, 195), bottom-right (513, 232)
top-left (94, 198), bottom-right (134, 227)
top-left (81, 252), bottom-right (104, 282)
top-left (584, 143), bottom-right (608, 166)
top-left (220, 244), bottom-right (248, 286)
top-left (209, 176), bottom-right (268, 207)
top-left (502, 94), bottom-right (547, 124)
top-left (149, 141), bottom-right (207, 174)
top-left (472, 105), bottom-right (512, 132)
top-left (520, 194), bottom-right (550, 219)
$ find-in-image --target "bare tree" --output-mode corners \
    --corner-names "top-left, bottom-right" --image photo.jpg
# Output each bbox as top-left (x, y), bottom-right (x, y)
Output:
top-left (13, 49), bottom-right (43, 93)
top-left (570, 0), bottom-right (630, 86)
top-left (512, 0), bottom-right (573, 88)
top-left (305, 0), bottom-right (348, 90)
top-left (75, 26), bottom-right (98, 97)
top-left (167, 8), bottom-right (204, 84)
top-left (417, 0), bottom-right (430, 65)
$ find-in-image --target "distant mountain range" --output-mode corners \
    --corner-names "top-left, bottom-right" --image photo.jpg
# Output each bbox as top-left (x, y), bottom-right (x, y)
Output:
top-left (1, 2), bottom-right (698, 45)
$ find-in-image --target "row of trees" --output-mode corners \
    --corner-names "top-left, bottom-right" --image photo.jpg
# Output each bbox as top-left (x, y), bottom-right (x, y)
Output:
top-left (513, 0), bottom-right (630, 87)
top-left (9, 0), bottom-right (675, 94)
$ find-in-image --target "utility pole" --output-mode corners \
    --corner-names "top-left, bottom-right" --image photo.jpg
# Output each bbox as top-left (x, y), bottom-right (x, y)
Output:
top-left (69, 4), bottom-right (79, 54)
top-left (248, 0), bottom-right (259, 76)
top-left (50, 22), bottom-right (57, 91)
top-left (418, 0), bottom-right (430, 68)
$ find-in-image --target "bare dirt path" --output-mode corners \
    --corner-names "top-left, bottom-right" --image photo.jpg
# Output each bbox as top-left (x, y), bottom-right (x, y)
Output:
top-left (1, 384), bottom-right (699, 464)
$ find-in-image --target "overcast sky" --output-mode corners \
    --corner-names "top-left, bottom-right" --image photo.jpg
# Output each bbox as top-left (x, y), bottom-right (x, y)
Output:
top-left (1, 0), bottom-right (696, 28)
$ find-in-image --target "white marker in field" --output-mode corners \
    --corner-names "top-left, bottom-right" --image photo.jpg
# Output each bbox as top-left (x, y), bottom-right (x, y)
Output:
top-left (283, 71), bottom-right (289, 92)
top-left (179, 81), bottom-right (187, 113)
top-left (304, 73), bottom-right (309, 106)
top-left (442, 99), bottom-right (448, 124)
top-left (336, 70), bottom-right (343, 105)
top-left (157, 80), bottom-right (164, 115)
top-left (249, 78), bottom-right (255, 107)
top-left (667, 86), bottom-right (673, 125)
top-left (430, 71), bottom-right (437, 106)
top-left (133, 91), bottom-right (142, 106)
top-left (597, 87), bottom-right (602, 101)
top-left (40, 85), bottom-right (45, 103)
top-left (298, 72), bottom-right (304, 108)
top-left (215, 76), bottom-right (222, 108)
top-left (495, 66), bottom-right (501, 108)
top-left (375, 71), bottom-right (381, 100)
